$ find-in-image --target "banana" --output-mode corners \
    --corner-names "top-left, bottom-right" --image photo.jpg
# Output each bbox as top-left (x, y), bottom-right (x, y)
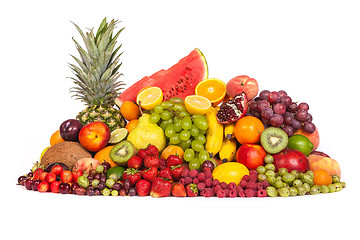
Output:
top-left (219, 138), bottom-right (237, 163)
top-left (224, 122), bottom-right (236, 139)
top-left (205, 107), bottom-right (224, 158)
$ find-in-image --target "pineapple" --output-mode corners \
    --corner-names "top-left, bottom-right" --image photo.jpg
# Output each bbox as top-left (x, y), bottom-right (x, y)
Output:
top-left (69, 18), bottom-right (126, 131)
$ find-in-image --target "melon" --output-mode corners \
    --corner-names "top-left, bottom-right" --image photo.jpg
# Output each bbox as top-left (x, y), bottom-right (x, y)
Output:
top-left (115, 48), bottom-right (208, 107)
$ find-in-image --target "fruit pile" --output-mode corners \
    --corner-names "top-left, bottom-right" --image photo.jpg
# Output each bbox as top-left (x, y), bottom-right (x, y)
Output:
top-left (17, 18), bottom-right (346, 198)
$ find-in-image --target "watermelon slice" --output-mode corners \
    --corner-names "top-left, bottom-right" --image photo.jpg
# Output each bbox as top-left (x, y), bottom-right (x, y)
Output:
top-left (115, 48), bottom-right (208, 107)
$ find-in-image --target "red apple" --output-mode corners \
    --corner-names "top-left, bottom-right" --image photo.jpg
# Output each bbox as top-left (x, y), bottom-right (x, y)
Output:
top-left (236, 144), bottom-right (266, 170)
top-left (226, 75), bottom-right (259, 100)
top-left (273, 149), bottom-right (309, 173)
top-left (78, 122), bottom-right (111, 152)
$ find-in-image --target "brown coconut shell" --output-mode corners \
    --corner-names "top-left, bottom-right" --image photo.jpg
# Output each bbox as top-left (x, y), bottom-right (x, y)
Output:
top-left (40, 141), bottom-right (92, 169)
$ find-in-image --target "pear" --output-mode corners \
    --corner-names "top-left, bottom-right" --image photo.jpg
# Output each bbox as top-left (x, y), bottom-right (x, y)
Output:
top-left (127, 114), bottom-right (166, 152)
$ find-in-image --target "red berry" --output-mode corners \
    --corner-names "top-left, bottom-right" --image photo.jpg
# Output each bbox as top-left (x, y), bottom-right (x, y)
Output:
top-left (204, 178), bottom-right (212, 188)
top-left (127, 156), bottom-right (143, 169)
top-left (229, 189), bottom-right (238, 198)
top-left (181, 169), bottom-right (189, 178)
top-left (203, 188), bottom-right (215, 197)
top-left (188, 169), bottom-right (198, 178)
top-left (166, 154), bottom-right (182, 168)
top-left (240, 180), bottom-right (247, 189)
top-left (257, 189), bottom-right (267, 197)
top-left (228, 182), bottom-right (236, 189)
top-left (212, 179), bottom-right (220, 186)
top-left (135, 179), bottom-right (151, 196)
top-left (213, 185), bottom-right (222, 194)
top-left (246, 181), bottom-right (257, 190)
top-left (137, 149), bottom-right (148, 159)
top-left (184, 177), bottom-right (192, 185)
top-left (244, 189), bottom-right (255, 197)
top-left (144, 156), bottom-right (160, 168)
top-left (216, 189), bottom-right (225, 198)
top-left (238, 189), bottom-right (246, 197)
top-left (220, 182), bottom-right (227, 189)
top-left (224, 189), bottom-right (230, 197)
top-left (197, 172), bottom-right (206, 182)
top-left (242, 175), bottom-right (250, 182)
top-left (197, 182), bottom-right (206, 191)
top-left (146, 144), bottom-right (159, 157)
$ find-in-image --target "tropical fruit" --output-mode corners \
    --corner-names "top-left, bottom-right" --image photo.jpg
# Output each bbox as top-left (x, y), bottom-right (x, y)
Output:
top-left (115, 48), bottom-right (208, 106)
top-left (195, 78), bottom-right (227, 106)
top-left (109, 140), bottom-right (136, 166)
top-left (260, 127), bottom-right (288, 154)
top-left (69, 18), bottom-right (126, 131)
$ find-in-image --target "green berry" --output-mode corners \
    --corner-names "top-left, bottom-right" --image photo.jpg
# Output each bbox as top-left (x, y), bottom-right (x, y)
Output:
top-left (91, 179), bottom-right (100, 188)
top-left (293, 179), bottom-right (303, 188)
top-left (95, 164), bottom-right (104, 174)
top-left (297, 186), bottom-right (307, 196)
top-left (106, 178), bottom-right (115, 188)
top-left (282, 173), bottom-right (295, 184)
top-left (257, 166), bottom-right (266, 174)
top-left (257, 173), bottom-right (267, 182)
top-left (266, 186), bottom-right (278, 197)
top-left (340, 182), bottom-right (346, 188)
top-left (334, 183), bottom-right (342, 192)
top-left (102, 188), bottom-right (111, 196)
top-left (265, 170), bottom-right (276, 178)
top-left (290, 170), bottom-right (300, 179)
top-left (278, 187), bottom-right (290, 197)
top-left (302, 173), bottom-right (314, 186)
top-left (111, 190), bottom-right (119, 196)
top-left (77, 175), bottom-right (89, 189)
top-left (310, 185), bottom-right (320, 195)
top-left (265, 163), bottom-right (276, 171)
top-left (109, 173), bottom-right (119, 181)
top-left (303, 183), bottom-right (311, 193)
top-left (264, 155), bottom-right (274, 164)
top-left (274, 180), bottom-right (285, 189)
top-left (306, 170), bottom-right (314, 178)
top-left (320, 185), bottom-right (329, 193)
top-left (328, 184), bottom-right (336, 193)
top-left (266, 176), bottom-right (276, 186)
top-left (331, 175), bottom-right (340, 183)
top-left (278, 168), bottom-right (288, 177)
top-left (289, 187), bottom-right (298, 196)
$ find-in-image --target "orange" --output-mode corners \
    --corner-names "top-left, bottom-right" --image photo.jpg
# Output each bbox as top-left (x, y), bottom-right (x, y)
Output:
top-left (234, 116), bottom-right (265, 144)
top-left (50, 130), bottom-right (65, 146)
top-left (195, 78), bottom-right (227, 106)
top-left (120, 101), bottom-right (140, 121)
top-left (94, 146), bottom-right (118, 168)
top-left (160, 145), bottom-right (184, 160)
top-left (136, 87), bottom-right (163, 110)
top-left (184, 95), bottom-right (212, 115)
top-left (313, 169), bottom-right (332, 186)
top-left (125, 119), bottom-right (139, 133)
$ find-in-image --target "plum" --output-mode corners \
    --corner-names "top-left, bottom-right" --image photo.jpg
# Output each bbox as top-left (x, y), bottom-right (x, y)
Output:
top-left (60, 119), bottom-right (83, 141)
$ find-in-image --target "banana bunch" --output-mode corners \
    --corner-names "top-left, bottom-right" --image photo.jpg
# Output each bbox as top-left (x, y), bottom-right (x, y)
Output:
top-left (224, 122), bottom-right (236, 140)
top-left (219, 138), bottom-right (237, 162)
top-left (205, 107), bottom-right (224, 158)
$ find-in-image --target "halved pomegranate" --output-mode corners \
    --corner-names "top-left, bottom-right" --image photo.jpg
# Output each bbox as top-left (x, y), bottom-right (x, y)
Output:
top-left (216, 92), bottom-right (248, 124)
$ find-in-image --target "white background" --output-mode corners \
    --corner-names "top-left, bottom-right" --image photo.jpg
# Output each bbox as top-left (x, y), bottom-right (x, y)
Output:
top-left (1, 0), bottom-right (359, 239)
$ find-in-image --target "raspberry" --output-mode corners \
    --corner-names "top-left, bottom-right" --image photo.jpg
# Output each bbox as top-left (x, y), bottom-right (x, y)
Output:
top-left (244, 189), bottom-right (255, 197)
top-left (256, 182), bottom-right (264, 190)
top-left (192, 177), bottom-right (199, 184)
top-left (220, 182), bottom-right (227, 189)
top-left (197, 172), bottom-right (206, 182)
top-left (200, 190), bottom-right (205, 196)
top-left (197, 182), bottom-right (206, 191)
top-left (257, 189), bottom-right (267, 197)
top-left (184, 177), bottom-right (192, 185)
top-left (253, 189), bottom-right (258, 197)
top-left (188, 169), bottom-right (198, 178)
top-left (238, 189), bottom-right (246, 197)
top-left (179, 178), bottom-right (185, 185)
top-left (246, 181), bottom-right (257, 190)
top-left (228, 182), bottom-right (236, 189)
top-left (262, 180), bottom-right (270, 189)
top-left (249, 174), bottom-right (258, 182)
top-left (229, 189), bottom-right (238, 198)
top-left (205, 171), bottom-right (213, 179)
top-left (249, 170), bottom-right (258, 176)
top-left (203, 167), bottom-right (211, 174)
top-left (224, 189), bottom-right (230, 197)
top-left (216, 189), bottom-right (226, 198)
top-left (203, 188), bottom-right (214, 197)
top-left (236, 185), bottom-right (243, 193)
top-left (213, 185), bottom-right (222, 194)
top-left (181, 169), bottom-right (189, 178)
top-left (204, 178), bottom-right (212, 187)
top-left (240, 180), bottom-right (247, 189)
top-left (242, 175), bottom-right (250, 182)
top-left (212, 179), bottom-right (220, 186)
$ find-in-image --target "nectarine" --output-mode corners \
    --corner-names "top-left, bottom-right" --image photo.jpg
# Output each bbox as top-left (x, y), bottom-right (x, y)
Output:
top-left (307, 153), bottom-right (341, 178)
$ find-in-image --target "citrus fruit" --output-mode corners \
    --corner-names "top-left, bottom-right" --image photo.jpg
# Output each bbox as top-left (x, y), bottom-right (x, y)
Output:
top-left (160, 145), bottom-right (184, 160)
top-left (234, 116), bottom-right (265, 144)
top-left (109, 128), bottom-right (128, 144)
top-left (120, 101), bottom-right (140, 121)
top-left (184, 95), bottom-right (211, 115)
top-left (195, 78), bottom-right (227, 106)
top-left (313, 169), bottom-right (332, 186)
top-left (105, 166), bottom-right (126, 179)
top-left (125, 119), bottom-right (139, 133)
top-left (94, 146), bottom-right (118, 168)
top-left (212, 162), bottom-right (249, 185)
top-left (50, 130), bottom-right (65, 146)
top-left (136, 87), bottom-right (163, 110)
top-left (287, 134), bottom-right (314, 156)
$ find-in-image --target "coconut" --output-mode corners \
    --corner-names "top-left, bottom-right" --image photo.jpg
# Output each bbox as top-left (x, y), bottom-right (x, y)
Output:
top-left (41, 142), bottom-right (92, 169)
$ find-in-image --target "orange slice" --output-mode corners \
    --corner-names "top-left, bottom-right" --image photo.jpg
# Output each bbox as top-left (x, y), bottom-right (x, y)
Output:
top-left (195, 78), bottom-right (227, 106)
top-left (184, 95), bottom-right (211, 115)
top-left (136, 87), bottom-right (163, 110)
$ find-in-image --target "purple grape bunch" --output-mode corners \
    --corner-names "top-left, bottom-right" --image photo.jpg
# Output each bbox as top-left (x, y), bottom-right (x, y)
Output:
top-left (247, 90), bottom-right (316, 137)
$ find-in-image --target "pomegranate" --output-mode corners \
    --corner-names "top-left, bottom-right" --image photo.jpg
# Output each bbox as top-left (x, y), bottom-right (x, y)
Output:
top-left (273, 149), bottom-right (309, 173)
top-left (216, 92), bottom-right (248, 124)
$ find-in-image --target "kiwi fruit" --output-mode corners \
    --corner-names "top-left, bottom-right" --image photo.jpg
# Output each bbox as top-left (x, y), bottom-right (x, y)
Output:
top-left (109, 140), bottom-right (135, 166)
top-left (260, 127), bottom-right (288, 154)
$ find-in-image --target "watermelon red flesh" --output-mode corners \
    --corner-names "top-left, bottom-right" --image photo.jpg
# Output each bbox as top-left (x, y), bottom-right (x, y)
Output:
top-left (115, 48), bottom-right (208, 107)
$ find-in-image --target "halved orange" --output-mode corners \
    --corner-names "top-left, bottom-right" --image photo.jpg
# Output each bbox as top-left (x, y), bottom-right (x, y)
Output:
top-left (184, 95), bottom-right (211, 115)
top-left (195, 78), bottom-right (227, 106)
top-left (136, 87), bottom-right (163, 110)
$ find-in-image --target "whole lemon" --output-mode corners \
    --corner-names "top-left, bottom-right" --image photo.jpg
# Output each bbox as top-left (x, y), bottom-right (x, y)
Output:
top-left (212, 162), bottom-right (249, 185)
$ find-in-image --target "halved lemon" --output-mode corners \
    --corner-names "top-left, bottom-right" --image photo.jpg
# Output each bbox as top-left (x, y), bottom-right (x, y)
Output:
top-left (184, 95), bottom-right (211, 115)
top-left (109, 128), bottom-right (128, 144)
top-left (195, 78), bottom-right (227, 106)
top-left (136, 87), bottom-right (163, 110)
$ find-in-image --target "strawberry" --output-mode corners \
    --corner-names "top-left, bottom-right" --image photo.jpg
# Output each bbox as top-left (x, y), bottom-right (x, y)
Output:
top-left (127, 156), bottom-right (143, 169)
top-left (171, 183), bottom-right (187, 197)
top-left (137, 149), bottom-right (148, 159)
top-left (144, 156), bottom-right (160, 168)
top-left (135, 179), bottom-right (152, 196)
top-left (146, 144), bottom-right (159, 157)
top-left (141, 167), bottom-right (158, 182)
top-left (166, 154), bottom-right (182, 168)
top-left (150, 177), bottom-right (172, 198)
top-left (185, 183), bottom-right (199, 197)
top-left (122, 168), bottom-right (141, 186)
top-left (171, 165), bottom-right (184, 182)
top-left (159, 158), bottom-right (167, 170)
top-left (158, 167), bottom-right (173, 181)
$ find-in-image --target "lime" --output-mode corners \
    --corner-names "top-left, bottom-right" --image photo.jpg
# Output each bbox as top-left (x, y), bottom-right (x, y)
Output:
top-left (287, 134), bottom-right (314, 156)
top-left (109, 128), bottom-right (128, 144)
top-left (105, 166), bottom-right (126, 180)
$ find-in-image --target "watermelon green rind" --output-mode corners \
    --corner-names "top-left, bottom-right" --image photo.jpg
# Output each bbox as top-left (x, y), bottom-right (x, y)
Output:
top-left (115, 48), bottom-right (208, 107)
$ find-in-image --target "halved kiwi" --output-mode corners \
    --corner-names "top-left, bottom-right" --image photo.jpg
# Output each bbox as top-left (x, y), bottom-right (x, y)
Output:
top-left (109, 140), bottom-right (135, 166)
top-left (260, 127), bottom-right (288, 154)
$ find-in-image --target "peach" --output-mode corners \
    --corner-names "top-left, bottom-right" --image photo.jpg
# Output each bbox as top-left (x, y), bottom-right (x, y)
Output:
top-left (226, 75), bottom-right (259, 100)
top-left (295, 126), bottom-right (320, 151)
top-left (73, 158), bottom-right (101, 173)
top-left (307, 153), bottom-right (341, 178)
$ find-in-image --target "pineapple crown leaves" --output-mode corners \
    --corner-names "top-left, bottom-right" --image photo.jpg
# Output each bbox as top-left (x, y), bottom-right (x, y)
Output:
top-left (68, 18), bottom-right (125, 106)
